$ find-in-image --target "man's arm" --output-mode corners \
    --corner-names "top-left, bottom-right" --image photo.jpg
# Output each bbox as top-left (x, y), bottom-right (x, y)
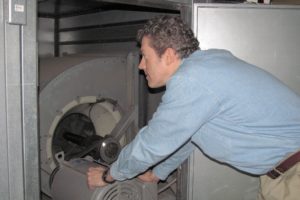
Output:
top-left (87, 75), bottom-right (219, 185)
top-left (109, 76), bottom-right (219, 181)
top-left (138, 140), bottom-right (195, 182)
top-left (152, 140), bottom-right (195, 180)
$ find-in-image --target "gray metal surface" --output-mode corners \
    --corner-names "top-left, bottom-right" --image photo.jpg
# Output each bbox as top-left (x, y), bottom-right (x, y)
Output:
top-left (38, 17), bottom-right (55, 57)
top-left (0, 1), bottom-right (9, 199)
top-left (194, 4), bottom-right (300, 95)
top-left (58, 11), bottom-right (171, 56)
top-left (0, 0), bottom-right (39, 200)
top-left (38, 10), bottom-right (174, 57)
top-left (188, 149), bottom-right (259, 200)
top-left (187, 4), bottom-right (300, 200)
top-left (51, 158), bottom-right (157, 200)
top-left (38, 0), bottom-right (180, 57)
top-left (5, 15), bottom-right (25, 200)
top-left (22, 0), bottom-right (39, 199)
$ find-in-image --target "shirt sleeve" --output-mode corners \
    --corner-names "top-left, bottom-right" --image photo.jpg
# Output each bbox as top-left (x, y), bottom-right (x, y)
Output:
top-left (152, 140), bottom-right (195, 180)
top-left (110, 75), bottom-right (220, 181)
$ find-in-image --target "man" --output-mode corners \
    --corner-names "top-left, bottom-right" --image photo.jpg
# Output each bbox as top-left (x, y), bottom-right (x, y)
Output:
top-left (87, 15), bottom-right (300, 200)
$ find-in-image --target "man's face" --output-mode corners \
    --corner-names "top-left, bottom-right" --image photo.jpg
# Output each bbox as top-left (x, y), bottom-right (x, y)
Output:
top-left (139, 36), bottom-right (169, 88)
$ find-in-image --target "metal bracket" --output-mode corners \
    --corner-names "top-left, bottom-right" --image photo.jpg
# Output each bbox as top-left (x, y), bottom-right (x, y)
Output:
top-left (54, 151), bottom-right (65, 164)
top-left (8, 0), bottom-right (26, 25)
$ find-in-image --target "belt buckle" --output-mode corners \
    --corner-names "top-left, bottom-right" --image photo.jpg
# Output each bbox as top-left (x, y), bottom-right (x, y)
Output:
top-left (268, 168), bottom-right (283, 179)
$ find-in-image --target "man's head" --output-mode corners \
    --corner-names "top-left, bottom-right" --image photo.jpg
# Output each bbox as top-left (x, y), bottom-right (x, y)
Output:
top-left (137, 15), bottom-right (199, 88)
top-left (137, 15), bottom-right (199, 59)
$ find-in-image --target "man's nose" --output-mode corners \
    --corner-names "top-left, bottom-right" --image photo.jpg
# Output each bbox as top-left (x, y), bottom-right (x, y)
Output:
top-left (139, 57), bottom-right (145, 70)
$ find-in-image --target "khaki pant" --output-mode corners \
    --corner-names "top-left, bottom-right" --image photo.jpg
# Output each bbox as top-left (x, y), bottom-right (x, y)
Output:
top-left (258, 162), bottom-right (300, 200)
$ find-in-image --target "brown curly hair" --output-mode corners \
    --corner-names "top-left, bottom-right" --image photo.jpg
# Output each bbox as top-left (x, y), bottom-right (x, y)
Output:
top-left (137, 15), bottom-right (199, 59)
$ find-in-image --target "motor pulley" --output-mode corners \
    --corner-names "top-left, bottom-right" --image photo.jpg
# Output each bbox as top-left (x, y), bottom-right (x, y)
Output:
top-left (52, 112), bottom-right (121, 165)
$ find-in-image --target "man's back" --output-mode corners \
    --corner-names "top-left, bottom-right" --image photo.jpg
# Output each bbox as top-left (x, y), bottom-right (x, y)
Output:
top-left (172, 49), bottom-right (300, 174)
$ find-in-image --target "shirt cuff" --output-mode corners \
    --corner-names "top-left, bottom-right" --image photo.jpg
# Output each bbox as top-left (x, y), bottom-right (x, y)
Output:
top-left (152, 167), bottom-right (171, 181)
top-left (109, 161), bottom-right (127, 181)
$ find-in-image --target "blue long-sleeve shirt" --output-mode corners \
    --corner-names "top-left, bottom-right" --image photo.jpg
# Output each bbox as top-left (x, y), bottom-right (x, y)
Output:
top-left (110, 49), bottom-right (300, 180)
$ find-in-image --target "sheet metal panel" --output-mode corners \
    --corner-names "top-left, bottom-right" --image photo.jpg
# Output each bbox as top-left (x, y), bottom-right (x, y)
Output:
top-left (58, 10), bottom-right (164, 56)
top-left (188, 150), bottom-right (259, 200)
top-left (5, 20), bottom-right (25, 200)
top-left (22, 0), bottom-right (39, 199)
top-left (0, 1), bottom-right (10, 200)
top-left (189, 4), bottom-right (300, 200)
top-left (194, 4), bottom-right (300, 95)
top-left (0, 0), bottom-right (39, 200)
top-left (38, 17), bottom-right (54, 57)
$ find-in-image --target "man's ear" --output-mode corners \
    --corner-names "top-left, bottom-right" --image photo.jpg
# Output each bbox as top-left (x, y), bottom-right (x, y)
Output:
top-left (163, 48), bottom-right (178, 66)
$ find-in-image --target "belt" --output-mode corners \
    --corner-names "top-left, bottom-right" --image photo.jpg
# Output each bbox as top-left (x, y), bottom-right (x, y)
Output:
top-left (267, 150), bottom-right (300, 179)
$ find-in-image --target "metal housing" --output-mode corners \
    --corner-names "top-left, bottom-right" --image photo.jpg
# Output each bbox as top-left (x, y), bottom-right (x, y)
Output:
top-left (50, 158), bottom-right (157, 200)
top-left (39, 51), bottom-right (139, 196)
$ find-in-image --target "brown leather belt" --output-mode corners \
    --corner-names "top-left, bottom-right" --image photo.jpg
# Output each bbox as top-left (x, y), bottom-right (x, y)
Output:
top-left (267, 150), bottom-right (300, 179)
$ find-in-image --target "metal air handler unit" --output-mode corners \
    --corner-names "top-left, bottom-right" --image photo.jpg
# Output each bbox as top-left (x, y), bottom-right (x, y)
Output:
top-left (2, 1), bottom-right (300, 200)
top-left (39, 51), bottom-right (157, 200)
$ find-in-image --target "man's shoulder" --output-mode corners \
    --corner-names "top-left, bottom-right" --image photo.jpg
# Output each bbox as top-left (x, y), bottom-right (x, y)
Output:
top-left (179, 49), bottom-right (234, 74)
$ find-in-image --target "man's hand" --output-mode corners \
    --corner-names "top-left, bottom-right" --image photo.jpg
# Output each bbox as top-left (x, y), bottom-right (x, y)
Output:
top-left (87, 167), bottom-right (107, 189)
top-left (138, 171), bottom-right (160, 183)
